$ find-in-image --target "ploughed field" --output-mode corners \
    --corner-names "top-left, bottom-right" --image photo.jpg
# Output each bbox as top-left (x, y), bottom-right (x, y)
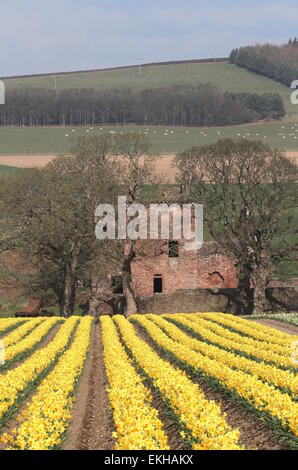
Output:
top-left (0, 313), bottom-right (297, 450)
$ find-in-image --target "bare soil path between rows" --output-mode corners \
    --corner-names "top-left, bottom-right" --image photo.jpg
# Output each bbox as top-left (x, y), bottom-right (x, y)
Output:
top-left (252, 319), bottom-right (298, 336)
top-left (132, 321), bottom-right (292, 450)
top-left (64, 324), bottom-right (114, 450)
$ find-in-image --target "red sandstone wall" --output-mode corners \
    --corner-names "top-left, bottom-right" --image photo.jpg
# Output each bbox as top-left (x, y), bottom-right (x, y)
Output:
top-left (197, 253), bottom-right (238, 289)
top-left (132, 253), bottom-right (198, 296)
top-left (131, 241), bottom-right (238, 297)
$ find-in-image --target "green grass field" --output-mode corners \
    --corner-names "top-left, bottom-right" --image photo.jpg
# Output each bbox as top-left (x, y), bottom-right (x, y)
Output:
top-left (0, 304), bottom-right (84, 318)
top-left (0, 164), bottom-right (23, 172)
top-left (0, 165), bottom-right (24, 177)
top-left (1, 121), bottom-right (298, 155)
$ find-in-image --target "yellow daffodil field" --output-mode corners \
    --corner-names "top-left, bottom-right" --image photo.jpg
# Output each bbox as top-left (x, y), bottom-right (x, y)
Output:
top-left (0, 312), bottom-right (297, 450)
top-left (113, 313), bottom-right (298, 450)
top-left (0, 316), bottom-right (92, 450)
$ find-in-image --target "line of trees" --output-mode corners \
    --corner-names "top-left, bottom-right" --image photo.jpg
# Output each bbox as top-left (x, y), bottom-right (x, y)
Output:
top-left (230, 40), bottom-right (298, 86)
top-left (0, 85), bottom-right (284, 128)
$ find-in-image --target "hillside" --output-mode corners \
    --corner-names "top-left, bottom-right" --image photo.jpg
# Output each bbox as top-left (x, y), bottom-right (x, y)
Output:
top-left (2, 61), bottom-right (297, 120)
top-left (0, 60), bottom-right (298, 156)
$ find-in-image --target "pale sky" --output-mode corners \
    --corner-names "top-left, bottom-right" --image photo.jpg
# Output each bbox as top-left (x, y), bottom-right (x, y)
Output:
top-left (1, 0), bottom-right (297, 76)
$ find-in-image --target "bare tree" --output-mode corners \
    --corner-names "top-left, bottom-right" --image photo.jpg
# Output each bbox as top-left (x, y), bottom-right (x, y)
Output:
top-left (0, 150), bottom-right (117, 318)
top-left (174, 146), bottom-right (202, 195)
top-left (104, 132), bottom-right (154, 316)
top-left (71, 132), bottom-right (155, 317)
top-left (174, 139), bottom-right (298, 315)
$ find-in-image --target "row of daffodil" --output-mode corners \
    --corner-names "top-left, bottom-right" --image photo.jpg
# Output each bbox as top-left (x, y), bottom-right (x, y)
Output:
top-left (2, 317), bottom-right (93, 450)
top-left (179, 314), bottom-right (296, 371)
top-left (115, 315), bottom-right (243, 450)
top-left (0, 318), bottom-right (27, 337)
top-left (1, 318), bottom-right (62, 369)
top-left (101, 316), bottom-right (169, 450)
top-left (207, 312), bottom-right (295, 340)
top-left (180, 313), bottom-right (293, 358)
top-left (200, 313), bottom-right (297, 347)
top-left (2, 318), bottom-right (45, 348)
top-left (133, 315), bottom-right (298, 440)
top-left (151, 315), bottom-right (297, 398)
top-left (0, 316), bottom-right (78, 430)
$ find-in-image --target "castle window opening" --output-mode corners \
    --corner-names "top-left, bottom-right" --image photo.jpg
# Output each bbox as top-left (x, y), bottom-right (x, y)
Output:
top-left (169, 240), bottom-right (179, 258)
top-left (154, 274), bottom-right (163, 293)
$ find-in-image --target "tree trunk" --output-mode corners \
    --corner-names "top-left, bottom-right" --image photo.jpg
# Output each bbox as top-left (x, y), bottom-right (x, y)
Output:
top-left (123, 275), bottom-right (137, 317)
top-left (60, 261), bottom-right (76, 317)
top-left (237, 265), bottom-right (253, 315)
top-left (123, 268), bottom-right (137, 318)
top-left (252, 268), bottom-right (267, 316)
top-left (88, 273), bottom-right (108, 324)
top-left (122, 244), bottom-right (138, 317)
